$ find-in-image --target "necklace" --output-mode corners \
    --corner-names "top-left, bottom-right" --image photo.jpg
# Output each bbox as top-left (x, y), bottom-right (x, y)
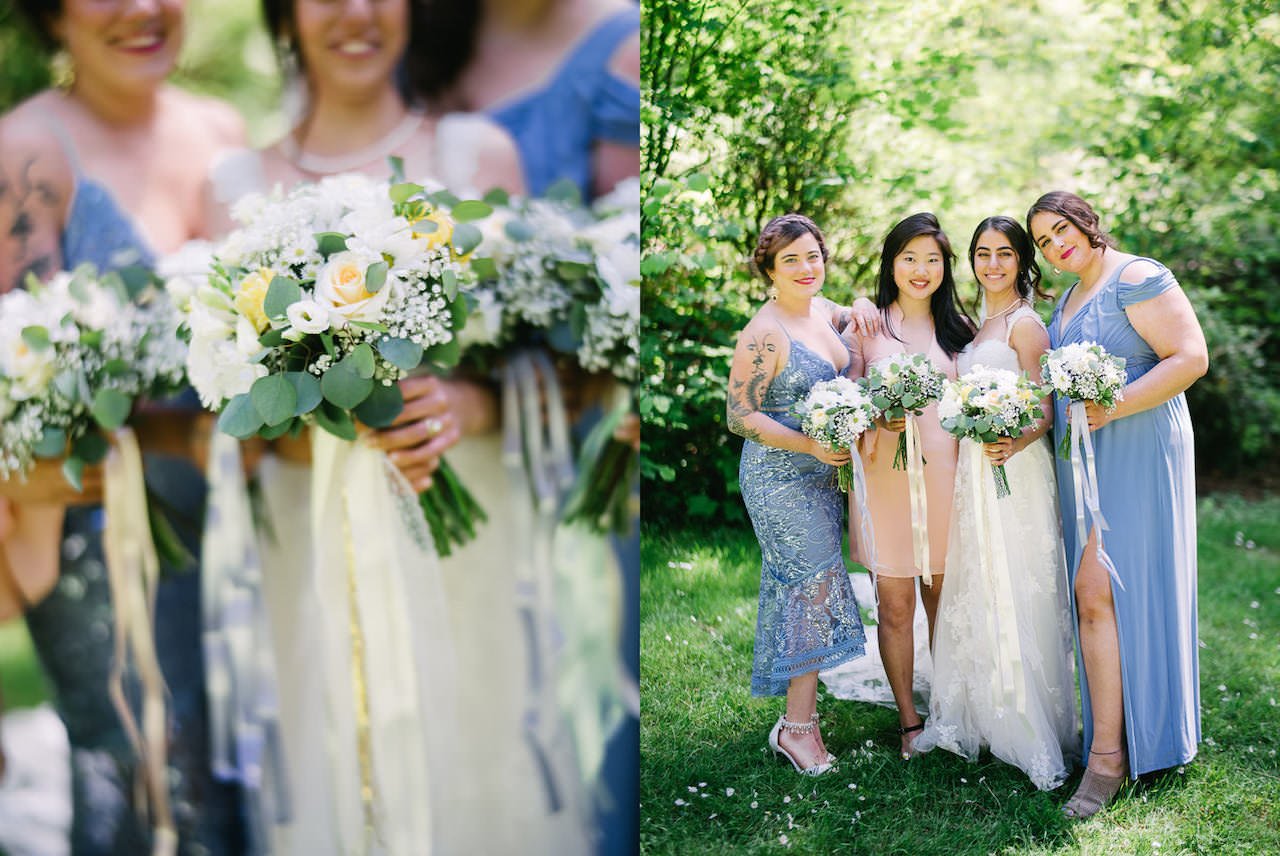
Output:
top-left (281, 111), bottom-right (426, 176)
top-left (985, 298), bottom-right (1025, 322)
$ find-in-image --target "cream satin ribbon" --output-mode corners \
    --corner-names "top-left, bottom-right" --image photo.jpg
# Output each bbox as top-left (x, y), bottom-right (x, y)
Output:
top-left (1068, 401), bottom-right (1123, 591)
top-left (964, 441), bottom-right (1027, 717)
top-left (848, 450), bottom-right (879, 605)
top-left (311, 430), bottom-right (441, 854)
top-left (904, 415), bottom-right (931, 585)
top-left (102, 427), bottom-right (176, 856)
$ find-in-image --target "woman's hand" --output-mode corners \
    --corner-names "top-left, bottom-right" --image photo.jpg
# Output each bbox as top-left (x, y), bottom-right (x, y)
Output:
top-left (982, 436), bottom-right (1016, 466)
top-left (369, 375), bottom-right (463, 492)
top-left (1082, 401), bottom-right (1116, 432)
top-left (808, 439), bottom-right (851, 467)
top-left (614, 412), bottom-right (640, 453)
top-left (848, 297), bottom-right (882, 337)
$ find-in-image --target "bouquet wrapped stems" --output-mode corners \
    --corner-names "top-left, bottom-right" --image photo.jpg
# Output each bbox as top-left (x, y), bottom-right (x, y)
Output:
top-left (418, 458), bottom-right (488, 556)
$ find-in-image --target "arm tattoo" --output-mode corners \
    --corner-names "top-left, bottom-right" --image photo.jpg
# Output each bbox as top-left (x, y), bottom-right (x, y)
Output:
top-left (727, 332), bottom-right (777, 442)
top-left (1, 156), bottom-right (62, 290)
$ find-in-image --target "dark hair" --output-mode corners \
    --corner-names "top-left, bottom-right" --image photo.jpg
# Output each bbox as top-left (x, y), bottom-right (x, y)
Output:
top-left (751, 214), bottom-right (829, 284)
top-left (967, 215), bottom-right (1049, 307)
top-left (10, 0), bottom-right (63, 50)
top-left (260, 0), bottom-right (480, 103)
top-left (1025, 191), bottom-right (1117, 251)
top-left (875, 212), bottom-right (974, 358)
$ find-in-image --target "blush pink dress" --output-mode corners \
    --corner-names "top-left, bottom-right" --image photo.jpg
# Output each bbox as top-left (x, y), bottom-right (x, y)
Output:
top-left (849, 328), bottom-right (959, 579)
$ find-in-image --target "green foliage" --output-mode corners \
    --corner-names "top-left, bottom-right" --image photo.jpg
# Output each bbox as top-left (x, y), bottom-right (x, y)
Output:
top-left (643, 0), bottom-right (1280, 526)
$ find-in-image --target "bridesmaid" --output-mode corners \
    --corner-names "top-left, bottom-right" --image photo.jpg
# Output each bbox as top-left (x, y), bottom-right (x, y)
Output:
top-left (0, 0), bottom-right (246, 852)
top-left (844, 212), bottom-right (974, 758)
top-left (727, 214), bottom-right (866, 776)
top-left (1028, 191), bottom-right (1207, 818)
top-left (912, 216), bottom-right (1078, 789)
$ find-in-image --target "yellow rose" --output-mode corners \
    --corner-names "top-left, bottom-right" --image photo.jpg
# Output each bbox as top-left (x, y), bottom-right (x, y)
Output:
top-left (412, 209), bottom-right (455, 252)
top-left (315, 251), bottom-right (392, 325)
top-left (234, 268), bottom-right (274, 333)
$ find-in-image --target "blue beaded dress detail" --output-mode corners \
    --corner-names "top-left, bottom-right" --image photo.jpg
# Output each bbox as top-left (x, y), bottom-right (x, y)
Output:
top-left (740, 335), bottom-right (866, 697)
top-left (20, 121), bottom-right (244, 855)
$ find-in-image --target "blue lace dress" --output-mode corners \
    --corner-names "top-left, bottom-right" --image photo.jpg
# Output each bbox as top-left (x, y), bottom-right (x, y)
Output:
top-left (1048, 258), bottom-right (1200, 776)
top-left (21, 140), bottom-right (244, 855)
top-left (740, 336), bottom-right (867, 697)
top-left (487, 5), bottom-right (639, 200)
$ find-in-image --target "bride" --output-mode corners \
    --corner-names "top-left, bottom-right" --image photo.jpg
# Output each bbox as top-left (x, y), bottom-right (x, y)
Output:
top-left (911, 216), bottom-right (1079, 789)
top-left (204, 0), bottom-right (584, 853)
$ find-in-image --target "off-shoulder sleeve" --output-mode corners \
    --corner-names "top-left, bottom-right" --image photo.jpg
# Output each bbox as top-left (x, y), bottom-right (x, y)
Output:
top-left (1117, 262), bottom-right (1178, 308)
top-left (591, 74), bottom-right (640, 146)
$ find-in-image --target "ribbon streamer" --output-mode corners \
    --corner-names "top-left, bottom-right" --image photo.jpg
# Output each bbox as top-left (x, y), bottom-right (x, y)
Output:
top-left (965, 441), bottom-right (1027, 717)
top-left (102, 428), bottom-right (176, 856)
top-left (202, 432), bottom-right (291, 854)
top-left (848, 451), bottom-right (879, 607)
top-left (310, 430), bottom-right (449, 853)
top-left (904, 415), bottom-right (931, 585)
top-left (1068, 401), bottom-right (1123, 591)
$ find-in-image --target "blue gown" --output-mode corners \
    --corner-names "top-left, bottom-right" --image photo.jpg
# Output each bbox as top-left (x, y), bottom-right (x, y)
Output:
top-left (487, 5), bottom-right (639, 201)
top-left (21, 129), bottom-right (244, 855)
top-left (1049, 258), bottom-right (1200, 776)
top-left (739, 336), bottom-right (866, 697)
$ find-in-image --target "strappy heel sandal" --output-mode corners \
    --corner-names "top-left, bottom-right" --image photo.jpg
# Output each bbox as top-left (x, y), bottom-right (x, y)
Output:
top-left (768, 715), bottom-right (833, 776)
top-left (1062, 749), bottom-right (1127, 819)
top-left (897, 720), bottom-right (925, 760)
top-left (810, 712), bottom-right (836, 764)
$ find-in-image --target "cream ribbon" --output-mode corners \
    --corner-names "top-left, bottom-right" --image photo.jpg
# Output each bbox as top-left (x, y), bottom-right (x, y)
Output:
top-left (102, 427), bottom-right (176, 856)
top-left (1068, 401), bottom-right (1123, 591)
top-left (848, 451), bottom-right (879, 606)
top-left (310, 429), bottom-right (446, 854)
top-left (904, 414), bottom-right (931, 585)
top-left (964, 441), bottom-right (1027, 717)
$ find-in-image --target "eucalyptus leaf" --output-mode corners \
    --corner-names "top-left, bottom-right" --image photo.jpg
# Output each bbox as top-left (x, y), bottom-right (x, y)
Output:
top-left (264, 276), bottom-right (303, 319)
top-left (217, 393), bottom-right (265, 439)
top-left (320, 360), bottom-right (374, 409)
top-left (72, 430), bottom-right (109, 464)
top-left (315, 232), bottom-right (349, 258)
top-left (20, 325), bottom-right (51, 351)
top-left (450, 200), bottom-right (493, 222)
top-left (314, 400), bottom-right (358, 441)
top-left (33, 427), bottom-right (67, 459)
top-left (377, 337), bottom-right (423, 371)
top-left (91, 388), bottom-right (132, 430)
top-left (365, 261), bottom-right (389, 294)
top-left (251, 373), bottom-right (297, 427)
top-left (353, 381), bottom-right (404, 428)
top-left (451, 222), bottom-right (483, 257)
top-left (285, 371), bottom-right (323, 415)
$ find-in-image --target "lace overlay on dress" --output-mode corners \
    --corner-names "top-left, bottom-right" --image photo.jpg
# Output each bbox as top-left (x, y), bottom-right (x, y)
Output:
top-left (740, 338), bottom-right (866, 697)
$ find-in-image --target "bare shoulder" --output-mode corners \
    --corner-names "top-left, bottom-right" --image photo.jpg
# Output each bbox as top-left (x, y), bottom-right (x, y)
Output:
top-left (164, 87), bottom-right (246, 149)
top-left (1008, 312), bottom-right (1050, 349)
top-left (607, 29), bottom-right (640, 83)
top-left (1116, 255), bottom-right (1163, 284)
top-left (0, 92), bottom-right (75, 210)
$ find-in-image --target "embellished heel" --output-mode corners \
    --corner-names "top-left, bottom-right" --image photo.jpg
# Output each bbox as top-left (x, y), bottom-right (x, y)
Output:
top-left (768, 715), bottom-right (832, 776)
top-left (897, 720), bottom-right (925, 760)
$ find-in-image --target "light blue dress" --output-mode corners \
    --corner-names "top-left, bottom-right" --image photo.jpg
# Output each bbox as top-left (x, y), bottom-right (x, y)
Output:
top-left (21, 122), bottom-right (244, 855)
top-left (487, 5), bottom-right (639, 201)
top-left (1048, 258), bottom-right (1200, 776)
top-left (739, 333), bottom-right (866, 697)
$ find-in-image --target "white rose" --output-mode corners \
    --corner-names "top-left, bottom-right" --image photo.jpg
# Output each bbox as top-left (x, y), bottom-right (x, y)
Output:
top-left (314, 250), bottom-right (392, 326)
top-left (286, 299), bottom-right (332, 335)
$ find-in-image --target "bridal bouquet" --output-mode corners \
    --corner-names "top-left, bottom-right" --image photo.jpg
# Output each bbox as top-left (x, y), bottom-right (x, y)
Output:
top-left (791, 376), bottom-right (881, 492)
top-left (1, 265), bottom-right (186, 486)
top-left (938, 366), bottom-right (1048, 497)
top-left (1041, 341), bottom-right (1126, 459)
top-left (864, 352), bottom-right (949, 470)
top-left (182, 174), bottom-right (491, 555)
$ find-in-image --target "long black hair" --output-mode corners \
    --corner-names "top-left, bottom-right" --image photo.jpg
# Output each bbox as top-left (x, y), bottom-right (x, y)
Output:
top-left (875, 212), bottom-right (974, 357)
top-left (967, 215), bottom-right (1049, 310)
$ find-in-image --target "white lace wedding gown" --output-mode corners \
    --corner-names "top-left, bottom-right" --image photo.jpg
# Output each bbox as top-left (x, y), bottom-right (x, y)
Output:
top-left (912, 308), bottom-right (1080, 790)
top-left (210, 115), bottom-right (594, 855)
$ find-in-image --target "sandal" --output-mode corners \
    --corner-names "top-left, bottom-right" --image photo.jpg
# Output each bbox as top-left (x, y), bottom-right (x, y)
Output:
top-left (897, 720), bottom-right (925, 760)
top-left (1062, 750), bottom-right (1127, 819)
top-left (768, 715), bottom-right (833, 776)
top-left (810, 712), bottom-right (836, 764)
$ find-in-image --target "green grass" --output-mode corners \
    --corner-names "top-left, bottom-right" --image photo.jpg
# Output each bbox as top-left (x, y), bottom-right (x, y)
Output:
top-left (640, 494), bottom-right (1280, 854)
top-left (0, 619), bottom-right (48, 711)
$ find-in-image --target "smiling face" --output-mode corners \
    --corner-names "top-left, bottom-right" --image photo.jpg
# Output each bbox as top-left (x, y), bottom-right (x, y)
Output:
top-left (767, 232), bottom-right (825, 299)
top-left (893, 234), bottom-right (944, 302)
top-left (1029, 211), bottom-right (1096, 274)
top-left (972, 228), bottom-right (1020, 301)
top-left (53, 0), bottom-right (184, 93)
top-left (294, 0), bottom-right (409, 100)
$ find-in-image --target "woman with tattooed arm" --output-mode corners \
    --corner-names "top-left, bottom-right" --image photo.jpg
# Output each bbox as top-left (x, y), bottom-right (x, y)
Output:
top-left (726, 214), bottom-right (867, 776)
